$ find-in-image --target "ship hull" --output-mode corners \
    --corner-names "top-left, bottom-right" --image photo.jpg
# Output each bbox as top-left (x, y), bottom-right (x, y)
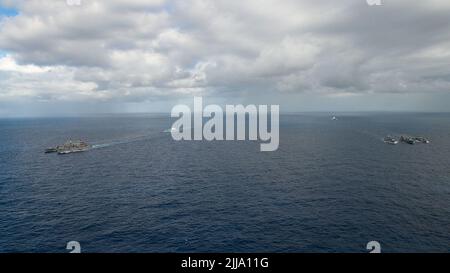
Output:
top-left (57, 149), bottom-right (89, 155)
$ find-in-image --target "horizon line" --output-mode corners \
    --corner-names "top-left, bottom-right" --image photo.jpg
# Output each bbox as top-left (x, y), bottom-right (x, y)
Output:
top-left (1, 111), bottom-right (450, 119)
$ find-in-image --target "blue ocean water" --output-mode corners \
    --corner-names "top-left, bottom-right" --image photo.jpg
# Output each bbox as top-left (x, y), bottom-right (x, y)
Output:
top-left (0, 113), bottom-right (449, 253)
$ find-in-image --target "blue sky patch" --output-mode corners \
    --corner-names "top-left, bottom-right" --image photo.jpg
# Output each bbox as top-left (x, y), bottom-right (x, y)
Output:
top-left (0, 6), bottom-right (18, 17)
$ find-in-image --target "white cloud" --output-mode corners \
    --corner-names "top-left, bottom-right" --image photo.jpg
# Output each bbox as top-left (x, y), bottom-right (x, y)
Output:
top-left (0, 0), bottom-right (450, 112)
top-left (0, 55), bottom-right (49, 73)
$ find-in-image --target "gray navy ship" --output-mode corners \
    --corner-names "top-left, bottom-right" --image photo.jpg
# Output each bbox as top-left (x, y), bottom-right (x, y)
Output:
top-left (383, 135), bottom-right (430, 145)
top-left (45, 140), bottom-right (90, 155)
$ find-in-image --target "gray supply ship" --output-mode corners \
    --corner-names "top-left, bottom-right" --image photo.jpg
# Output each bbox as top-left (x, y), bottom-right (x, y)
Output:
top-left (45, 140), bottom-right (90, 154)
top-left (399, 135), bottom-right (430, 145)
top-left (383, 135), bottom-right (430, 145)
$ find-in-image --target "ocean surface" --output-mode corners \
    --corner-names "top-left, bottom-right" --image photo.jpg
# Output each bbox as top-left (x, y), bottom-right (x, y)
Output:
top-left (0, 113), bottom-right (449, 253)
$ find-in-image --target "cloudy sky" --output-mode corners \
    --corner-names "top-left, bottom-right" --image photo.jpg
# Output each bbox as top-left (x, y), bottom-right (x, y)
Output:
top-left (1, 0), bottom-right (450, 116)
